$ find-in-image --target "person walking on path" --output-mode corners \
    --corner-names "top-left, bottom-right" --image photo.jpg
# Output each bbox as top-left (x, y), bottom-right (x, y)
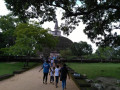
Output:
top-left (60, 64), bottom-right (70, 90)
top-left (54, 59), bottom-right (58, 66)
top-left (49, 67), bottom-right (55, 84)
top-left (50, 59), bottom-right (54, 67)
top-left (55, 65), bottom-right (60, 88)
top-left (39, 60), bottom-right (50, 84)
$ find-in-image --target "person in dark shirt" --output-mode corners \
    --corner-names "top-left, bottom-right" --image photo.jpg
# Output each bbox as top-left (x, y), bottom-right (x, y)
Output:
top-left (54, 59), bottom-right (58, 66)
top-left (60, 64), bottom-right (70, 90)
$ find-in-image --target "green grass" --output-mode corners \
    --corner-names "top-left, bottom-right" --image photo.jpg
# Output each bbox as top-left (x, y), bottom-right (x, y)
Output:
top-left (67, 63), bottom-right (120, 79)
top-left (0, 62), bottom-right (38, 76)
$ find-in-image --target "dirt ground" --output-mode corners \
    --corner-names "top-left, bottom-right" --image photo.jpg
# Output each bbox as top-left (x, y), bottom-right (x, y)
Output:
top-left (0, 65), bottom-right (79, 90)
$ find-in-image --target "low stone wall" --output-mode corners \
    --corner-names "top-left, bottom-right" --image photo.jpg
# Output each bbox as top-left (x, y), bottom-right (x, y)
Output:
top-left (62, 59), bottom-right (120, 63)
top-left (67, 65), bottom-right (120, 90)
top-left (0, 56), bottom-right (42, 62)
top-left (0, 56), bottom-right (120, 63)
top-left (66, 66), bottom-right (92, 90)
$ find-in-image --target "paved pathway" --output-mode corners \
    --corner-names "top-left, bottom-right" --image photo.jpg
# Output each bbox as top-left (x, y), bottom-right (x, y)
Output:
top-left (0, 65), bottom-right (79, 90)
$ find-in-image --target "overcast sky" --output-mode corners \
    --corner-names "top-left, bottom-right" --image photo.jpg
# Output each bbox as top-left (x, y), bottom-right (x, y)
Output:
top-left (0, 0), bottom-right (97, 52)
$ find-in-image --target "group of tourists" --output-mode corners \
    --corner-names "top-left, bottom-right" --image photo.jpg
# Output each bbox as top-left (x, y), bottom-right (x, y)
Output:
top-left (39, 56), bottom-right (70, 90)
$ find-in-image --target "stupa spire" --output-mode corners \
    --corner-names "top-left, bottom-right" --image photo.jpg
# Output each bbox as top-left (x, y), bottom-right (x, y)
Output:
top-left (49, 18), bottom-right (61, 36)
top-left (54, 19), bottom-right (59, 31)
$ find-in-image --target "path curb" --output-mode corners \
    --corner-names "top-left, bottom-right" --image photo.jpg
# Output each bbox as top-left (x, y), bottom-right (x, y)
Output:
top-left (0, 74), bottom-right (14, 81)
top-left (0, 63), bottom-right (40, 81)
top-left (66, 66), bottom-right (92, 90)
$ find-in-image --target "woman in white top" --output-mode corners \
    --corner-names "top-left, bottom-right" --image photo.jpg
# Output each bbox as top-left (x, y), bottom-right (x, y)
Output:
top-left (55, 65), bottom-right (60, 88)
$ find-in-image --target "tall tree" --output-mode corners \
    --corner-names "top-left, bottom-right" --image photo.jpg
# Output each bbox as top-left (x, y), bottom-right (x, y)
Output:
top-left (60, 48), bottom-right (73, 59)
top-left (5, 0), bottom-right (120, 46)
top-left (5, 23), bottom-right (57, 56)
top-left (114, 46), bottom-right (120, 59)
top-left (71, 41), bottom-right (93, 56)
top-left (95, 46), bottom-right (115, 60)
top-left (0, 13), bottom-right (22, 50)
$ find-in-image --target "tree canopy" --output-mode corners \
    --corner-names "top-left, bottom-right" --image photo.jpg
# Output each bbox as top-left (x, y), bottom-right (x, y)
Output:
top-left (9, 23), bottom-right (57, 56)
top-left (71, 41), bottom-right (93, 56)
top-left (0, 13), bottom-right (22, 49)
top-left (5, 0), bottom-right (120, 47)
top-left (60, 48), bottom-right (73, 59)
top-left (95, 46), bottom-right (114, 60)
top-left (0, 22), bottom-right (57, 56)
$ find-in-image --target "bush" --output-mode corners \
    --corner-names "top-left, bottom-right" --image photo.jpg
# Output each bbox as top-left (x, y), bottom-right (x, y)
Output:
top-left (66, 56), bottom-right (77, 60)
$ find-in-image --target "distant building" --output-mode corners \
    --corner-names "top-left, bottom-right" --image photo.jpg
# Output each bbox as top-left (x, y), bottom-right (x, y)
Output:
top-left (38, 19), bottom-right (73, 58)
top-left (49, 19), bottom-right (61, 36)
top-left (48, 19), bottom-right (73, 57)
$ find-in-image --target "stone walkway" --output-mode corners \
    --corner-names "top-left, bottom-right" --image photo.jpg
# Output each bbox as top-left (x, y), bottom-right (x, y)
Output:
top-left (0, 65), bottom-right (79, 90)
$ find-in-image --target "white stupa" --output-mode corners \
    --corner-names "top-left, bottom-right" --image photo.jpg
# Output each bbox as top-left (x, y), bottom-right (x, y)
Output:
top-left (50, 19), bottom-right (61, 36)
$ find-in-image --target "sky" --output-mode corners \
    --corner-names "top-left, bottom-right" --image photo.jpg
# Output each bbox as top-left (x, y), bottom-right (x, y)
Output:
top-left (0, 0), bottom-right (97, 52)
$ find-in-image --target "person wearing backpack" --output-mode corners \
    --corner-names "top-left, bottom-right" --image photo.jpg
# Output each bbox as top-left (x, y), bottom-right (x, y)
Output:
top-left (60, 64), bottom-right (70, 90)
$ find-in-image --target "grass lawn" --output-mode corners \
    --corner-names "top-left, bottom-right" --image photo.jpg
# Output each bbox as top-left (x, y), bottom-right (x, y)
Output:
top-left (0, 62), bottom-right (38, 76)
top-left (67, 63), bottom-right (120, 79)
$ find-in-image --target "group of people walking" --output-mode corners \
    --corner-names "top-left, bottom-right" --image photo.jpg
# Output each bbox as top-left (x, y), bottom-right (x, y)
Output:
top-left (39, 56), bottom-right (70, 90)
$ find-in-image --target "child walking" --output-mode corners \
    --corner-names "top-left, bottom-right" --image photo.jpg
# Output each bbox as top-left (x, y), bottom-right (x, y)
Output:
top-left (49, 67), bottom-right (55, 84)
top-left (55, 65), bottom-right (60, 88)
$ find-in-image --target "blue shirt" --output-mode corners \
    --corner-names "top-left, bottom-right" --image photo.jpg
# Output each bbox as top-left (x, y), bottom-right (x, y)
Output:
top-left (43, 62), bottom-right (50, 73)
top-left (52, 56), bottom-right (56, 60)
